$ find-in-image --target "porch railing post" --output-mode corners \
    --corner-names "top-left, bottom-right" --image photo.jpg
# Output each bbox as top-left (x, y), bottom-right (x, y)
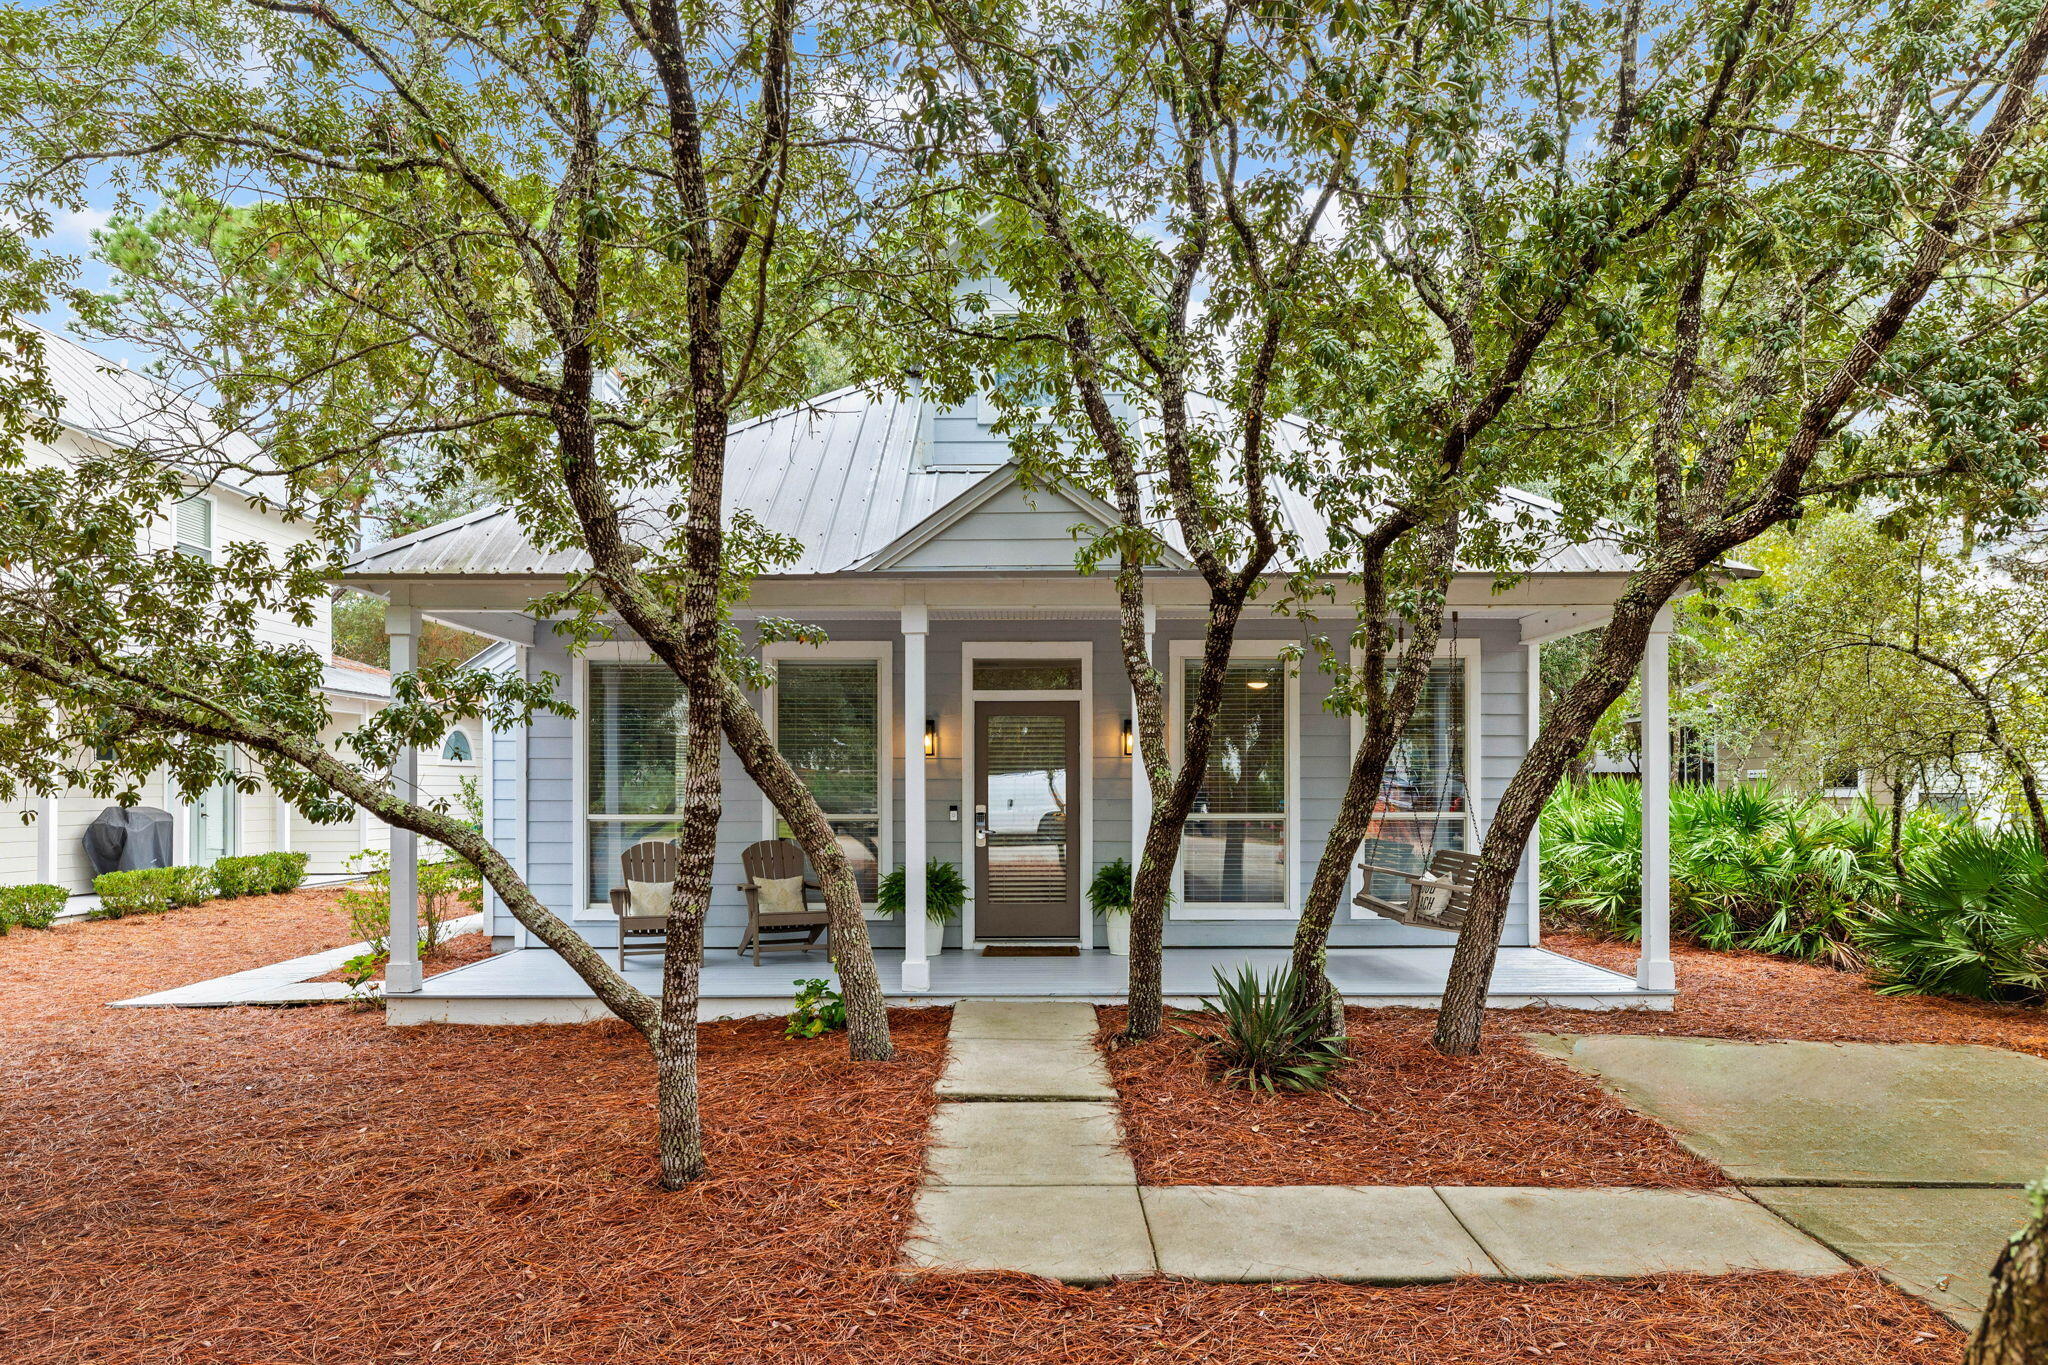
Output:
top-left (1635, 606), bottom-right (1675, 991)
top-left (385, 590), bottom-right (424, 995)
top-left (901, 600), bottom-right (930, 991)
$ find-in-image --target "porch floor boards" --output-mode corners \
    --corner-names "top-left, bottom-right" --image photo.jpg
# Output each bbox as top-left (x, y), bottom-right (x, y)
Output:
top-left (386, 943), bottom-right (1669, 1024)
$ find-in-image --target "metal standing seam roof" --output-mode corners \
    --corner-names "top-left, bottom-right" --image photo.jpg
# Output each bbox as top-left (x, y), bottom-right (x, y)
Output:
top-left (343, 384), bottom-right (1652, 581)
top-left (17, 323), bottom-right (292, 506)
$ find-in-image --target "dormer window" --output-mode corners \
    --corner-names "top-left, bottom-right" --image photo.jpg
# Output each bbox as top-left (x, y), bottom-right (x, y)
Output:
top-left (174, 495), bottom-right (214, 562)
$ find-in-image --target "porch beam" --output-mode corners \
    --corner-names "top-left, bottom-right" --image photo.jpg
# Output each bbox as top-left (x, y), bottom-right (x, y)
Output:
top-left (1635, 607), bottom-right (1675, 991)
top-left (901, 600), bottom-right (930, 991)
top-left (385, 590), bottom-right (424, 995)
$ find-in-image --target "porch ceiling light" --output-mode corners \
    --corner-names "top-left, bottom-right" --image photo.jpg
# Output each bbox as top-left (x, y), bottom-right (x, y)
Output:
top-left (1245, 679), bottom-right (1270, 690)
top-left (924, 718), bottom-right (938, 758)
top-left (1121, 717), bottom-right (1134, 757)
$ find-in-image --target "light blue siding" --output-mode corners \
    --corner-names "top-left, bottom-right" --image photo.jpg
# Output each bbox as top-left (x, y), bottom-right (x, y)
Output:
top-left (502, 611), bottom-right (1537, 954)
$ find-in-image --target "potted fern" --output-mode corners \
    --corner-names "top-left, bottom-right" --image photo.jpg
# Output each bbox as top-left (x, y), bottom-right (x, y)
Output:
top-left (1089, 858), bottom-right (1136, 956)
top-left (877, 857), bottom-right (970, 956)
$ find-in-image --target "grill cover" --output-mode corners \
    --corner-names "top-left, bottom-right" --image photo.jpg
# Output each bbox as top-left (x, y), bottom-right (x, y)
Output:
top-left (82, 806), bottom-right (175, 877)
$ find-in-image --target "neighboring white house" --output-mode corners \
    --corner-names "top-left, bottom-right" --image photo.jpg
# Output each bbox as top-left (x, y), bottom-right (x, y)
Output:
top-left (0, 325), bottom-right (477, 900)
top-left (342, 380), bottom-right (1714, 1022)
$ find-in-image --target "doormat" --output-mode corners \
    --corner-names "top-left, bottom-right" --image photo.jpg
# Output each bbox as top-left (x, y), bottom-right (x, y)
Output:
top-left (981, 945), bottom-right (1080, 957)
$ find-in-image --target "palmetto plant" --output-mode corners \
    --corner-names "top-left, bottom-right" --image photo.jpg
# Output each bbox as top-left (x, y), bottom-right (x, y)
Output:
top-left (1190, 965), bottom-right (1349, 1094)
top-left (1541, 779), bottom-right (1933, 967)
top-left (1863, 829), bottom-right (2048, 1003)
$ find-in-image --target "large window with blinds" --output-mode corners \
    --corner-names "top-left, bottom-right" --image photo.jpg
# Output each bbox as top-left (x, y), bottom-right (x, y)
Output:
top-left (1178, 654), bottom-right (1291, 910)
top-left (771, 653), bottom-right (886, 901)
top-left (1358, 658), bottom-right (1472, 904)
top-left (586, 662), bottom-right (689, 902)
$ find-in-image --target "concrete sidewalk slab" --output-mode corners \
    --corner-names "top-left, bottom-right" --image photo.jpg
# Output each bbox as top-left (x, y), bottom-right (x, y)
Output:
top-left (903, 1185), bottom-right (1156, 1282)
top-left (937, 1037), bottom-right (1117, 1101)
top-left (948, 1000), bottom-right (1099, 1041)
top-left (110, 914), bottom-right (485, 1008)
top-left (1437, 1186), bottom-right (1846, 1281)
top-left (927, 1102), bottom-right (1135, 1186)
top-left (1747, 1185), bottom-right (2033, 1324)
top-left (1142, 1186), bottom-right (1496, 1283)
top-left (1536, 1035), bottom-right (2048, 1186)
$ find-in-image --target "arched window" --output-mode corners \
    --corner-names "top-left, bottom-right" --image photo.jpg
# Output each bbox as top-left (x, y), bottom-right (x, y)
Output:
top-left (441, 730), bottom-right (474, 762)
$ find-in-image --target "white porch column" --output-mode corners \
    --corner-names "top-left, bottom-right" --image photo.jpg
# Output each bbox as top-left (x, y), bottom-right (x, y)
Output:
top-left (901, 600), bottom-right (930, 991)
top-left (385, 592), bottom-right (424, 995)
top-left (168, 771), bottom-right (190, 866)
top-left (273, 788), bottom-right (293, 854)
top-left (1636, 607), bottom-right (1675, 991)
top-left (35, 793), bottom-right (58, 885)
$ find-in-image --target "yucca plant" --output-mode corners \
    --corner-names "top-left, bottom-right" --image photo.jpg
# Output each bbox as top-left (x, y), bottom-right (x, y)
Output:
top-left (1861, 828), bottom-right (2048, 1003)
top-left (1189, 964), bottom-right (1349, 1094)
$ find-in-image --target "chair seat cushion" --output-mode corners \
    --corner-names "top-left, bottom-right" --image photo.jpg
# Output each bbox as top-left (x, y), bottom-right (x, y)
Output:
top-left (755, 874), bottom-right (807, 915)
top-left (627, 879), bottom-right (670, 919)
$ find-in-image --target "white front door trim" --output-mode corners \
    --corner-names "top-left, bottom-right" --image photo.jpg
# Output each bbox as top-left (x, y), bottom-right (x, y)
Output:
top-left (958, 640), bottom-right (1094, 949)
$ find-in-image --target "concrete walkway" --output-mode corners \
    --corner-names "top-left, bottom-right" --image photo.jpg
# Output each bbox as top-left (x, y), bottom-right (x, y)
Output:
top-left (1536, 1033), bottom-right (2048, 1329)
top-left (902, 1003), bottom-right (1848, 1285)
top-left (109, 913), bottom-right (485, 1008)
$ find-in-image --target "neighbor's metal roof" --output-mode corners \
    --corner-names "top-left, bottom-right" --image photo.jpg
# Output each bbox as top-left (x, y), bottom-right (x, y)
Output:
top-left (21, 324), bottom-right (288, 506)
top-left (344, 385), bottom-right (1646, 581)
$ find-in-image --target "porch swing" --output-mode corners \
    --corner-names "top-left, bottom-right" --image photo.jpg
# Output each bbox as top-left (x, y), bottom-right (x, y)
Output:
top-left (1353, 614), bottom-right (1483, 932)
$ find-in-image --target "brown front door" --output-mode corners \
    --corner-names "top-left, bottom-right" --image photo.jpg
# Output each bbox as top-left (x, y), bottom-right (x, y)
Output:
top-left (974, 700), bottom-right (1080, 939)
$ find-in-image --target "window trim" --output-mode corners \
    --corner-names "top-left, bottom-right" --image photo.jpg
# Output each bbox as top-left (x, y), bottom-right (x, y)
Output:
top-left (1167, 638), bottom-right (1300, 920)
top-left (1345, 637), bottom-right (1482, 919)
top-left (575, 646), bottom-right (691, 918)
top-left (762, 639), bottom-right (894, 917)
top-left (959, 639), bottom-right (1095, 949)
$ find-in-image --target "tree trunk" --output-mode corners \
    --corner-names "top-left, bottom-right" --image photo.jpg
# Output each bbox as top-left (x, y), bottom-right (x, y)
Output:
top-left (1121, 595), bottom-right (1254, 1041)
top-left (719, 675), bottom-right (893, 1060)
top-left (1433, 585), bottom-right (1676, 1055)
top-left (1967, 1192), bottom-right (2048, 1365)
top-left (654, 892), bottom-right (708, 1187)
top-left (1289, 519), bottom-right (1460, 1033)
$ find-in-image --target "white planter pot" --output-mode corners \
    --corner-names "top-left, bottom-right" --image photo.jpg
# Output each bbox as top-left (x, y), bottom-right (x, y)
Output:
top-left (1105, 913), bottom-right (1131, 957)
top-left (923, 915), bottom-right (949, 957)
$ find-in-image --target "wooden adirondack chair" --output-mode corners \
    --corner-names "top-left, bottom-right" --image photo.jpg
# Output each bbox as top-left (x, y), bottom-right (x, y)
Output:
top-left (1353, 848), bottom-right (1482, 932)
top-left (606, 839), bottom-right (681, 970)
top-left (737, 838), bottom-right (830, 964)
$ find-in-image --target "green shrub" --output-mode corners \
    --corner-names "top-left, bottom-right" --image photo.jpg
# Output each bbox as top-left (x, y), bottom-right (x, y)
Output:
top-left (1086, 858), bottom-right (1173, 918)
top-left (1191, 964), bottom-right (1349, 1094)
top-left (1861, 829), bottom-right (2048, 1003)
top-left (876, 858), bottom-right (970, 923)
top-left (258, 850), bottom-right (311, 894)
top-left (784, 977), bottom-right (846, 1039)
top-left (209, 855), bottom-right (267, 898)
top-left (0, 884), bottom-right (67, 929)
top-left (91, 869), bottom-right (175, 918)
top-left (1540, 779), bottom-right (1941, 968)
top-left (164, 865), bottom-right (215, 907)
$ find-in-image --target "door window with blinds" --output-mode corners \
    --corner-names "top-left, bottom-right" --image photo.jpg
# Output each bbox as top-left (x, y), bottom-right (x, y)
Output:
top-left (772, 658), bottom-right (884, 900)
top-left (1359, 659), bottom-right (1471, 903)
top-left (1180, 656), bottom-right (1289, 908)
top-left (586, 662), bottom-right (689, 901)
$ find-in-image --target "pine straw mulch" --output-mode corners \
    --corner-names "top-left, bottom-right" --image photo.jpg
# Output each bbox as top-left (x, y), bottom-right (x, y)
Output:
top-left (1097, 1005), bottom-right (1727, 1188)
top-left (0, 902), bottom-right (1968, 1364)
top-left (1530, 930), bottom-right (2048, 1059)
top-left (305, 929), bottom-right (497, 983)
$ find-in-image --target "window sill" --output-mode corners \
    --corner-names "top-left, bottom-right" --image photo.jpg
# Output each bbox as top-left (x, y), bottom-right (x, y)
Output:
top-left (1172, 903), bottom-right (1297, 921)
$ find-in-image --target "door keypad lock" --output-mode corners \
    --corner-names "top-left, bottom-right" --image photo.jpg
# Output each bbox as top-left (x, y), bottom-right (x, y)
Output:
top-left (974, 803), bottom-right (988, 847)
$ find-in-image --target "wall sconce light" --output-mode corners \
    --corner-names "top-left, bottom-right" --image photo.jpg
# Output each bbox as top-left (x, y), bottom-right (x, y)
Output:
top-left (1121, 717), bottom-right (1135, 758)
top-left (924, 718), bottom-right (938, 758)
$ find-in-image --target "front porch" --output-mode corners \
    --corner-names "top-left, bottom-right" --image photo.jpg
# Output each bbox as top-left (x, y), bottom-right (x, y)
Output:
top-left (382, 943), bottom-right (1668, 1025)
